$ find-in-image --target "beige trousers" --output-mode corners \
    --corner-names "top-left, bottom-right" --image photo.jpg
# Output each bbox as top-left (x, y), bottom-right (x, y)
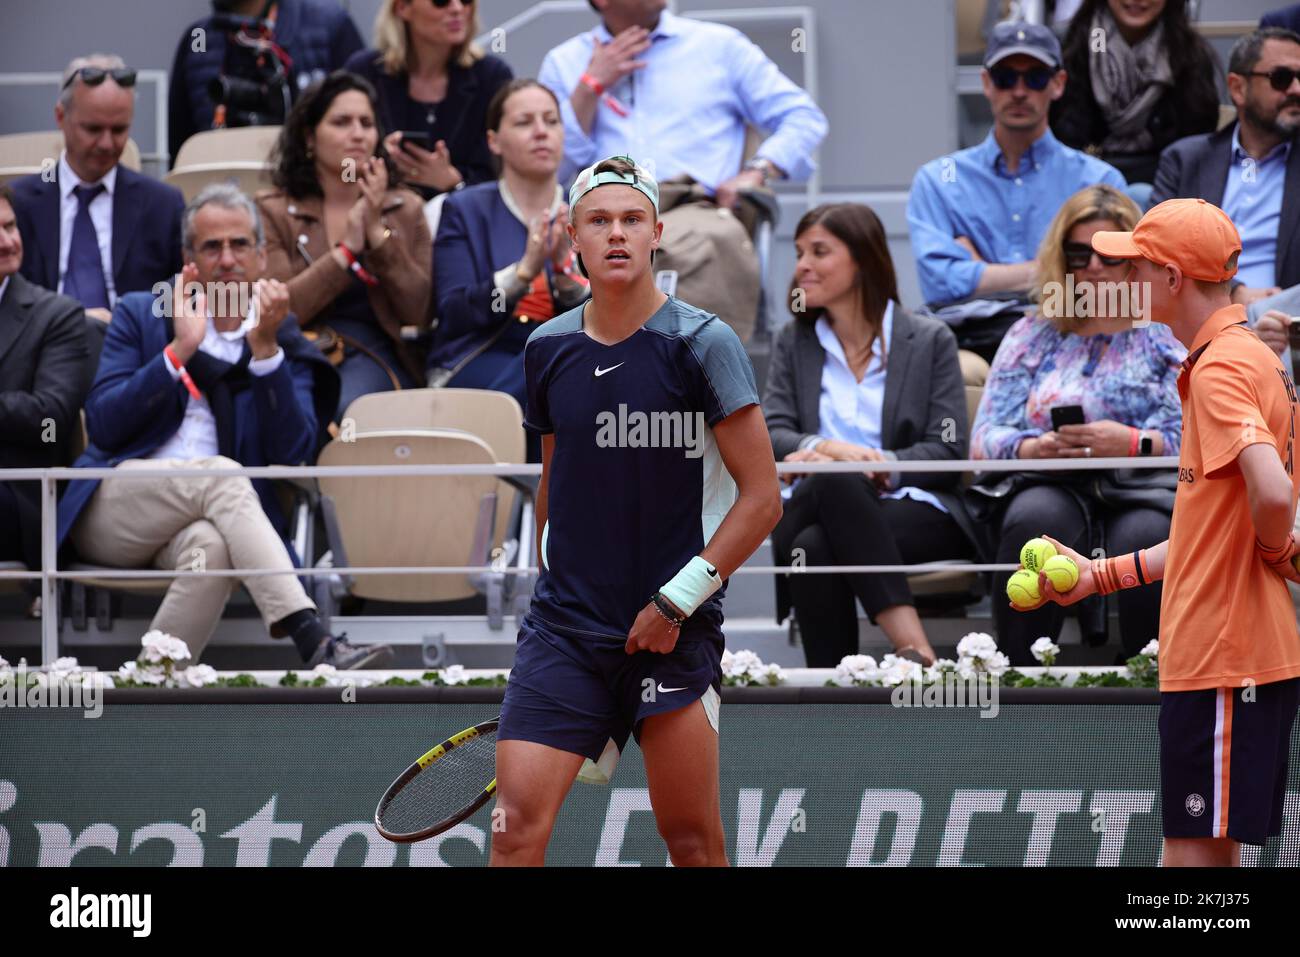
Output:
top-left (70, 456), bottom-right (315, 659)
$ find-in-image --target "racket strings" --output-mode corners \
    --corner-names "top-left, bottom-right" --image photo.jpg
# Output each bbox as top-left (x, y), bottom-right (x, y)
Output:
top-left (379, 731), bottom-right (497, 836)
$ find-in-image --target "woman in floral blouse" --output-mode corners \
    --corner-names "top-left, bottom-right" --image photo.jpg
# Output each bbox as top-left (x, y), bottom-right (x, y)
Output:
top-left (970, 185), bottom-right (1185, 664)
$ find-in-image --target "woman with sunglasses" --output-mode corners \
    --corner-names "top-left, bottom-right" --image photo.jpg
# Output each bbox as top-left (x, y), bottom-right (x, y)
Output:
top-left (257, 71), bottom-right (432, 420)
top-left (344, 0), bottom-right (512, 199)
top-left (1051, 0), bottom-right (1220, 186)
top-left (970, 185), bottom-right (1186, 665)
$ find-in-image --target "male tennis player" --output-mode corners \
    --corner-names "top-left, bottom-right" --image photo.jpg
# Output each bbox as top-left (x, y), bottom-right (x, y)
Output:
top-left (490, 156), bottom-right (782, 866)
top-left (1019, 198), bottom-right (1300, 866)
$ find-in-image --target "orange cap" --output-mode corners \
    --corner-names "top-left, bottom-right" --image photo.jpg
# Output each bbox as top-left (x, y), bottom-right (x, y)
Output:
top-left (1091, 198), bottom-right (1242, 282)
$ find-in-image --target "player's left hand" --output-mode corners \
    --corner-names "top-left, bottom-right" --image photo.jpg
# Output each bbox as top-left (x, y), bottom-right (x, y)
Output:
top-left (625, 603), bottom-right (681, 655)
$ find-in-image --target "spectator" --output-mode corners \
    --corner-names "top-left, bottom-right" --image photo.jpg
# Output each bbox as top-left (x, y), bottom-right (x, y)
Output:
top-left (765, 204), bottom-right (981, 668)
top-left (1152, 27), bottom-right (1300, 355)
top-left (345, 0), bottom-right (513, 199)
top-left (168, 0), bottom-right (364, 165)
top-left (0, 184), bottom-right (90, 580)
top-left (428, 79), bottom-right (588, 418)
top-left (538, 0), bottom-right (825, 341)
top-left (538, 0), bottom-right (826, 205)
top-left (56, 183), bottom-right (387, 668)
top-left (1262, 3), bottom-right (1300, 32)
top-left (258, 72), bottom-right (432, 419)
top-left (969, 185), bottom-right (1184, 664)
top-left (1051, 0), bottom-right (1221, 186)
top-left (11, 55), bottom-right (185, 325)
top-left (907, 21), bottom-right (1125, 356)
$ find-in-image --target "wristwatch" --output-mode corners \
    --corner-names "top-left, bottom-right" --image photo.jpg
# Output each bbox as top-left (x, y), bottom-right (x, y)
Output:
top-left (743, 157), bottom-right (778, 184)
top-left (1138, 431), bottom-right (1154, 456)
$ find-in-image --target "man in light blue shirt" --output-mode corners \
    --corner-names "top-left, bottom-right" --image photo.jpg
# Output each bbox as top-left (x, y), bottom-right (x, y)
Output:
top-left (1221, 126), bottom-right (1290, 291)
top-left (537, 0), bottom-right (827, 206)
top-left (907, 22), bottom-right (1125, 307)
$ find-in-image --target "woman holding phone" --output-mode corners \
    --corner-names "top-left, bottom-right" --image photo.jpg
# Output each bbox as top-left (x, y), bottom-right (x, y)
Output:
top-left (345, 0), bottom-right (513, 198)
top-left (427, 78), bottom-right (588, 432)
top-left (258, 72), bottom-right (432, 419)
top-left (970, 185), bottom-right (1185, 663)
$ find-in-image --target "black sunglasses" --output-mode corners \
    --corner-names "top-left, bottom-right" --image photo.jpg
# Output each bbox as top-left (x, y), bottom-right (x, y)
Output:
top-left (988, 66), bottom-right (1054, 91)
top-left (1238, 67), bottom-right (1300, 92)
top-left (430, 0), bottom-right (473, 7)
top-left (1063, 242), bottom-right (1128, 270)
top-left (61, 67), bottom-right (137, 91)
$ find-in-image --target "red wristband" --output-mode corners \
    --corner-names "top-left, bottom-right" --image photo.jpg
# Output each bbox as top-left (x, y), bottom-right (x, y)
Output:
top-left (338, 243), bottom-right (379, 287)
top-left (164, 345), bottom-right (202, 400)
top-left (1128, 427), bottom-right (1140, 457)
top-left (579, 72), bottom-right (605, 96)
top-left (1092, 550), bottom-right (1149, 596)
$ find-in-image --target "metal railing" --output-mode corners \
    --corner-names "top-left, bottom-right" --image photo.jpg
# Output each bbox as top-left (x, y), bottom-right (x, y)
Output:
top-left (0, 455), bottom-right (1177, 665)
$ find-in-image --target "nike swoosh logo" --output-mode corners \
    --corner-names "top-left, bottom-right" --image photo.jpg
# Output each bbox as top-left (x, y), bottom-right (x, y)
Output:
top-left (657, 683), bottom-right (688, 694)
top-left (594, 363), bottom-right (624, 377)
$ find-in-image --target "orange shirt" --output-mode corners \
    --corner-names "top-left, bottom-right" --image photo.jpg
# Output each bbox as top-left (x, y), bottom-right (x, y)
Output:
top-left (1160, 304), bottom-right (1300, 691)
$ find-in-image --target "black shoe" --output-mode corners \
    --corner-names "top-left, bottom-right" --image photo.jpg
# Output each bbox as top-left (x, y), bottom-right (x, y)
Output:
top-left (308, 634), bottom-right (394, 670)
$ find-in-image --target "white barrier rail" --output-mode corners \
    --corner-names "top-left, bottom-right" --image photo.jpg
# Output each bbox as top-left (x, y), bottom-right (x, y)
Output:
top-left (1, 456), bottom-right (1178, 664)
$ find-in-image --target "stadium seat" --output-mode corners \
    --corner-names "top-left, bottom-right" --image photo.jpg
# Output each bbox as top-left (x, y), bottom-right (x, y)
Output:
top-left (340, 388), bottom-right (525, 550)
top-left (904, 349), bottom-right (989, 601)
top-left (0, 131), bottom-right (141, 184)
top-left (163, 163), bottom-right (272, 202)
top-left (314, 429), bottom-right (529, 628)
top-left (172, 126), bottom-right (281, 168)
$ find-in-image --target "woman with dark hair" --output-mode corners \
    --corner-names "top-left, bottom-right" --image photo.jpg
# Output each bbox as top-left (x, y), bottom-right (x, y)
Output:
top-left (427, 78), bottom-right (588, 421)
top-left (1050, 0), bottom-right (1221, 185)
top-left (257, 71), bottom-right (432, 418)
top-left (345, 0), bottom-right (513, 199)
top-left (970, 185), bottom-right (1185, 665)
top-left (764, 203), bottom-right (981, 668)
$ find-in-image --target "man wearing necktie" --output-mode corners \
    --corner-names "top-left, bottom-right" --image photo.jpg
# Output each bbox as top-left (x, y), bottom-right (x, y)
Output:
top-left (10, 54), bottom-right (184, 325)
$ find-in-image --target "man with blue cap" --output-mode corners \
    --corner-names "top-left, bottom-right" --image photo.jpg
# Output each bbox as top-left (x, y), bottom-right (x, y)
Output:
top-left (489, 155), bottom-right (782, 866)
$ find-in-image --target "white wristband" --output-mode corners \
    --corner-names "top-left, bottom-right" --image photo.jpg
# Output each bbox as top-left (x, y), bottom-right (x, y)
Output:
top-left (659, 555), bottom-right (722, 618)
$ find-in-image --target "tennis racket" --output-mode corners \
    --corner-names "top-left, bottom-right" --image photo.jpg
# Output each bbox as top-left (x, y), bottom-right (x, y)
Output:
top-left (375, 717), bottom-right (499, 842)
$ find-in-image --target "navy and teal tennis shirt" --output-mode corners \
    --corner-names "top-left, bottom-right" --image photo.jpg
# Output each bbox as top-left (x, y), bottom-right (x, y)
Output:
top-left (522, 296), bottom-right (759, 639)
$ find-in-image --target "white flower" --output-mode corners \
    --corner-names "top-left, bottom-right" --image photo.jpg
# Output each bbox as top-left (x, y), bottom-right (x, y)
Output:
top-left (721, 649), bottom-right (762, 680)
top-left (119, 661), bottom-right (165, 685)
top-left (1140, 639), bottom-right (1159, 658)
top-left (49, 656), bottom-right (82, 677)
top-left (310, 663), bottom-right (338, 678)
top-left (0, 654), bottom-right (8, 669)
top-left (140, 631), bottom-right (192, 664)
top-left (877, 654), bottom-right (923, 687)
top-left (832, 654), bottom-right (879, 687)
top-left (74, 671), bottom-right (113, 690)
top-left (982, 651), bottom-right (1011, 677)
top-left (181, 665), bottom-right (218, 688)
top-left (755, 663), bottom-right (786, 686)
top-left (1030, 637), bottom-right (1060, 664)
top-left (924, 658), bottom-right (958, 683)
top-left (956, 632), bottom-right (999, 661)
top-left (439, 665), bottom-right (468, 685)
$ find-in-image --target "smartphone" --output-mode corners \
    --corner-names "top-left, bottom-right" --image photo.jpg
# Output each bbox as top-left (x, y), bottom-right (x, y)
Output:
top-left (1050, 404), bottom-right (1086, 431)
top-left (397, 131), bottom-right (433, 152)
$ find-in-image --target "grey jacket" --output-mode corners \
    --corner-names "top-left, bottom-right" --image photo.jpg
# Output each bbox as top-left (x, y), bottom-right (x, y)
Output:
top-left (762, 307), bottom-right (982, 555)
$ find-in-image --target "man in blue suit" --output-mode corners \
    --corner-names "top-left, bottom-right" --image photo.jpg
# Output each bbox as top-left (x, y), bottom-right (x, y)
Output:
top-left (9, 55), bottom-right (186, 327)
top-left (59, 182), bottom-right (388, 668)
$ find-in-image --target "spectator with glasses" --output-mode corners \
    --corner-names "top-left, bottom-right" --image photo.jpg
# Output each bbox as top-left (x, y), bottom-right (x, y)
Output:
top-left (10, 55), bottom-right (185, 325)
top-left (969, 185), bottom-right (1185, 665)
top-left (345, 0), bottom-right (514, 200)
top-left (258, 71), bottom-right (433, 419)
top-left (428, 79), bottom-right (588, 420)
top-left (907, 22), bottom-right (1125, 338)
top-left (1051, 0), bottom-right (1221, 187)
top-left (1153, 27), bottom-right (1300, 351)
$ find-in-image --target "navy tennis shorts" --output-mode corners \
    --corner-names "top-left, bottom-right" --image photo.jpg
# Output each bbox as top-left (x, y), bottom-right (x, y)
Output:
top-left (1159, 677), bottom-right (1300, 846)
top-left (497, 611), bottom-right (724, 764)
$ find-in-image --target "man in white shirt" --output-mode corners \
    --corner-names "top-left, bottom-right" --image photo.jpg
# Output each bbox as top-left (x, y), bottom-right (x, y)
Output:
top-left (58, 183), bottom-right (386, 668)
top-left (10, 54), bottom-right (185, 324)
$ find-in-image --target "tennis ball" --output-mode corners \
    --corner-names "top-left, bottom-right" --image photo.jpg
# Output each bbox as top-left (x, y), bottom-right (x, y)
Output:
top-left (1006, 569), bottom-right (1041, 608)
top-left (1020, 537), bottom-right (1058, 574)
top-left (1041, 554), bottom-right (1079, 592)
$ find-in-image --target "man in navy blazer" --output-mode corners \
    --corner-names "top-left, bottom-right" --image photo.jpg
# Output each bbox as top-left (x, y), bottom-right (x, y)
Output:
top-left (57, 182), bottom-right (387, 669)
top-left (10, 55), bottom-right (184, 325)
